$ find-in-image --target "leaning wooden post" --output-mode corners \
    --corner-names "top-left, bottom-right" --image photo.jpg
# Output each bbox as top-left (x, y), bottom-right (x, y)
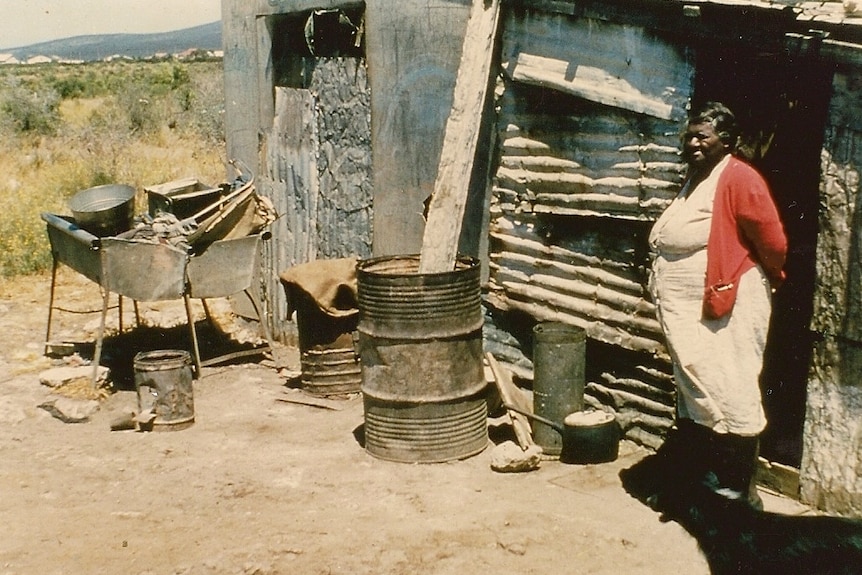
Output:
top-left (418, 0), bottom-right (502, 274)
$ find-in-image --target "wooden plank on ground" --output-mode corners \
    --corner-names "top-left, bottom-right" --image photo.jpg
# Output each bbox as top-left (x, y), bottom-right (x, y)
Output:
top-left (486, 352), bottom-right (535, 450)
top-left (277, 389), bottom-right (358, 411)
top-left (419, 0), bottom-right (502, 273)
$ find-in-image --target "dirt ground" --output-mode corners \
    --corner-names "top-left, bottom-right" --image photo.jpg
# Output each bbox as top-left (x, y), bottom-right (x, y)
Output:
top-left (0, 268), bottom-right (734, 574)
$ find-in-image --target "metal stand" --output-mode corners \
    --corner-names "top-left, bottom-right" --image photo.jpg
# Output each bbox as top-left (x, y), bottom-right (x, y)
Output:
top-left (42, 211), bottom-right (272, 387)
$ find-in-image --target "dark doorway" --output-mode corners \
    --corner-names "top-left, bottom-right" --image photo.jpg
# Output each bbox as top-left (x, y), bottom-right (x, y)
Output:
top-left (693, 40), bottom-right (832, 467)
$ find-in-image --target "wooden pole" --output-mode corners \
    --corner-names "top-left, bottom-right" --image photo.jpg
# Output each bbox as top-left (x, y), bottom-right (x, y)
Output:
top-left (418, 0), bottom-right (502, 273)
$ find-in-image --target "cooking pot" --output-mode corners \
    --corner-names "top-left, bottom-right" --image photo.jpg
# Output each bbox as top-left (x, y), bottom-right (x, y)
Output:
top-left (506, 404), bottom-right (620, 464)
top-left (68, 184), bottom-right (136, 237)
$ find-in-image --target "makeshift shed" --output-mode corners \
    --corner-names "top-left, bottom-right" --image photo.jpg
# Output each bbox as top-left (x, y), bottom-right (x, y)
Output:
top-left (483, 0), bottom-right (862, 516)
top-left (223, 0), bottom-right (375, 342)
top-left (223, 0), bottom-right (862, 515)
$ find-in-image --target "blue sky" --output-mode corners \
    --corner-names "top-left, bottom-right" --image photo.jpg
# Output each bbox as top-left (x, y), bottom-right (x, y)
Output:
top-left (0, 0), bottom-right (221, 50)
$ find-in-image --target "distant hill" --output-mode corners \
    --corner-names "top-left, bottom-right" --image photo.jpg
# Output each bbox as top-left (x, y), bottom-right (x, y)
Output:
top-left (2, 21), bottom-right (221, 62)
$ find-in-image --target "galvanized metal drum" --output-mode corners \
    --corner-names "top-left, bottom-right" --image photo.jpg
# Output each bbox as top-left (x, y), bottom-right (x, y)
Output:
top-left (357, 255), bottom-right (488, 463)
top-left (134, 350), bottom-right (195, 431)
top-left (532, 322), bottom-right (586, 455)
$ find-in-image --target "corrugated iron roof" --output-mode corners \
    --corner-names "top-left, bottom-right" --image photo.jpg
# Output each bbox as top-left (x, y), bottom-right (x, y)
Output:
top-left (524, 0), bottom-right (862, 45)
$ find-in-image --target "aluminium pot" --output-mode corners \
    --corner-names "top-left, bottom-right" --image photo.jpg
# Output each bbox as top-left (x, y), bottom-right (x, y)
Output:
top-left (68, 184), bottom-right (136, 237)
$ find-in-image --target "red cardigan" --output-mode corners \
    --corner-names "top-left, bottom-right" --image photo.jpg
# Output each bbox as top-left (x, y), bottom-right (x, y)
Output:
top-left (702, 156), bottom-right (788, 319)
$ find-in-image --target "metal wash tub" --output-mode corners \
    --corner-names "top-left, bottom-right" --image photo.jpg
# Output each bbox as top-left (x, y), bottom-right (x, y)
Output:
top-left (41, 213), bottom-right (271, 385)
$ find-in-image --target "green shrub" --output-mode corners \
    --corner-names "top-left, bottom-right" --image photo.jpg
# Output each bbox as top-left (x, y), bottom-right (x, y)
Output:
top-left (0, 84), bottom-right (61, 135)
top-left (52, 75), bottom-right (89, 99)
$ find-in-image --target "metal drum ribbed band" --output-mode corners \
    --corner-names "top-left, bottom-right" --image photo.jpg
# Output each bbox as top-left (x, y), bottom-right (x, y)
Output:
top-left (363, 395), bottom-right (488, 463)
top-left (300, 347), bottom-right (361, 396)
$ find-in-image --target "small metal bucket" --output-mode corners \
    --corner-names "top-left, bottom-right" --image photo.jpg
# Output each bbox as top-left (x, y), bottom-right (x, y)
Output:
top-left (134, 350), bottom-right (195, 431)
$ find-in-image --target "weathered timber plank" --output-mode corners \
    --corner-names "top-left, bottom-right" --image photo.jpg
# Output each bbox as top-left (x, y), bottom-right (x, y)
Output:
top-left (486, 352), bottom-right (535, 450)
top-left (419, 0), bottom-right (502, 273)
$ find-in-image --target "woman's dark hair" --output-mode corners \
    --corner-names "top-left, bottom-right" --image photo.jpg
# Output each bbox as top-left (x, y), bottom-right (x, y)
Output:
top-left (688, 101), bottom-right (739, 148)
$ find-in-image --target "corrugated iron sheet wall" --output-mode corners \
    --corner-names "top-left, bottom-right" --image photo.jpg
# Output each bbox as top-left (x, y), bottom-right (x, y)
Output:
top-left (486, 10), bottom-right (695, 446)
top-left (260, 58), bottom-right (372, 342)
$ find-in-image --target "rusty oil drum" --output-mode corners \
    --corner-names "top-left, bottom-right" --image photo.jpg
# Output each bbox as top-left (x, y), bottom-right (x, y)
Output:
top-left (357, 255), bottom-right (488, 463)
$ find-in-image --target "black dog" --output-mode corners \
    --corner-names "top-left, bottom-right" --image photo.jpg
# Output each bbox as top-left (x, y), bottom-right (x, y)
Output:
top-left (630, 469), bottom-right (862, 575)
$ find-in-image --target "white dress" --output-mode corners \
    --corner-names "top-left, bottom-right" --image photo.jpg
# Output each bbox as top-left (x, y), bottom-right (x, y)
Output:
top-left (648, 155), bottom-right (771, 436)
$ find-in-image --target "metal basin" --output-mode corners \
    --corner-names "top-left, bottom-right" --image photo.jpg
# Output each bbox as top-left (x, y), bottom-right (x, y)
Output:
top-left (68, 184), bottom-right (136, 237)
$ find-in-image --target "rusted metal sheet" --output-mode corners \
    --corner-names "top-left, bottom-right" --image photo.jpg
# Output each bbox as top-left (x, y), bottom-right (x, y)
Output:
top-left (501, 12), bottom-right (693, 121)
top-left (495, 88), bottom-right (685, 221)
top-left (186, 234), bottom-right (262, 299)
top-left (260, 58), bottom-right (372, 340)
top-left (487, 8), bottom-right (693, 350)
top-left (801, 60), bottom-right (862, 516)
top-left (100, 239), bottom-right (187, 302)
top-left (487, 212), bottom-right (666, 355)
top-left (42, 213), bottom-right (102, 284)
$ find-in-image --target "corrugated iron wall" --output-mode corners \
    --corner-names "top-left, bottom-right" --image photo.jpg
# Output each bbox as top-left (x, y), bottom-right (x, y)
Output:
top-left (486, 9), bottom-right (694, 447)
top-left (260, 58), bottom-right (372, 342)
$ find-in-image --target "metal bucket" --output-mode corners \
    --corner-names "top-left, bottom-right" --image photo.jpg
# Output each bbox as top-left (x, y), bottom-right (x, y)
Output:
top-left (357, 255), bottom-right (488, 463)
top-left (68, 184), bottom-right (136, 237)
top-left (532, 322), bottom-right (586, 455)
top-left (134, 350), bottom-right (195, 431)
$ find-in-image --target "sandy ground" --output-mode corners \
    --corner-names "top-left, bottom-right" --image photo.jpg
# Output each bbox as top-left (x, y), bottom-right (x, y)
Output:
top-left (0, 268), bottom-right (733, 574)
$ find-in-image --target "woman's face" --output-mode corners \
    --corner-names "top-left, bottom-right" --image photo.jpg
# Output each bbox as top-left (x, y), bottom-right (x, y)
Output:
top-left (682, 121), bottom-right (728, 171)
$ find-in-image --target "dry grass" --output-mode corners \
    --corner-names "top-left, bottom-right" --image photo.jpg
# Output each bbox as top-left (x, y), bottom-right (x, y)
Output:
top-left (0, 60), bottom-right (226, 278)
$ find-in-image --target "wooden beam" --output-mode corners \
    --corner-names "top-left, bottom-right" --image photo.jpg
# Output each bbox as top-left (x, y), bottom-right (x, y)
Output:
top-left (486, 352), bottom-right (535, 451)
top-left (419, 0), bottom-right (502, 273)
